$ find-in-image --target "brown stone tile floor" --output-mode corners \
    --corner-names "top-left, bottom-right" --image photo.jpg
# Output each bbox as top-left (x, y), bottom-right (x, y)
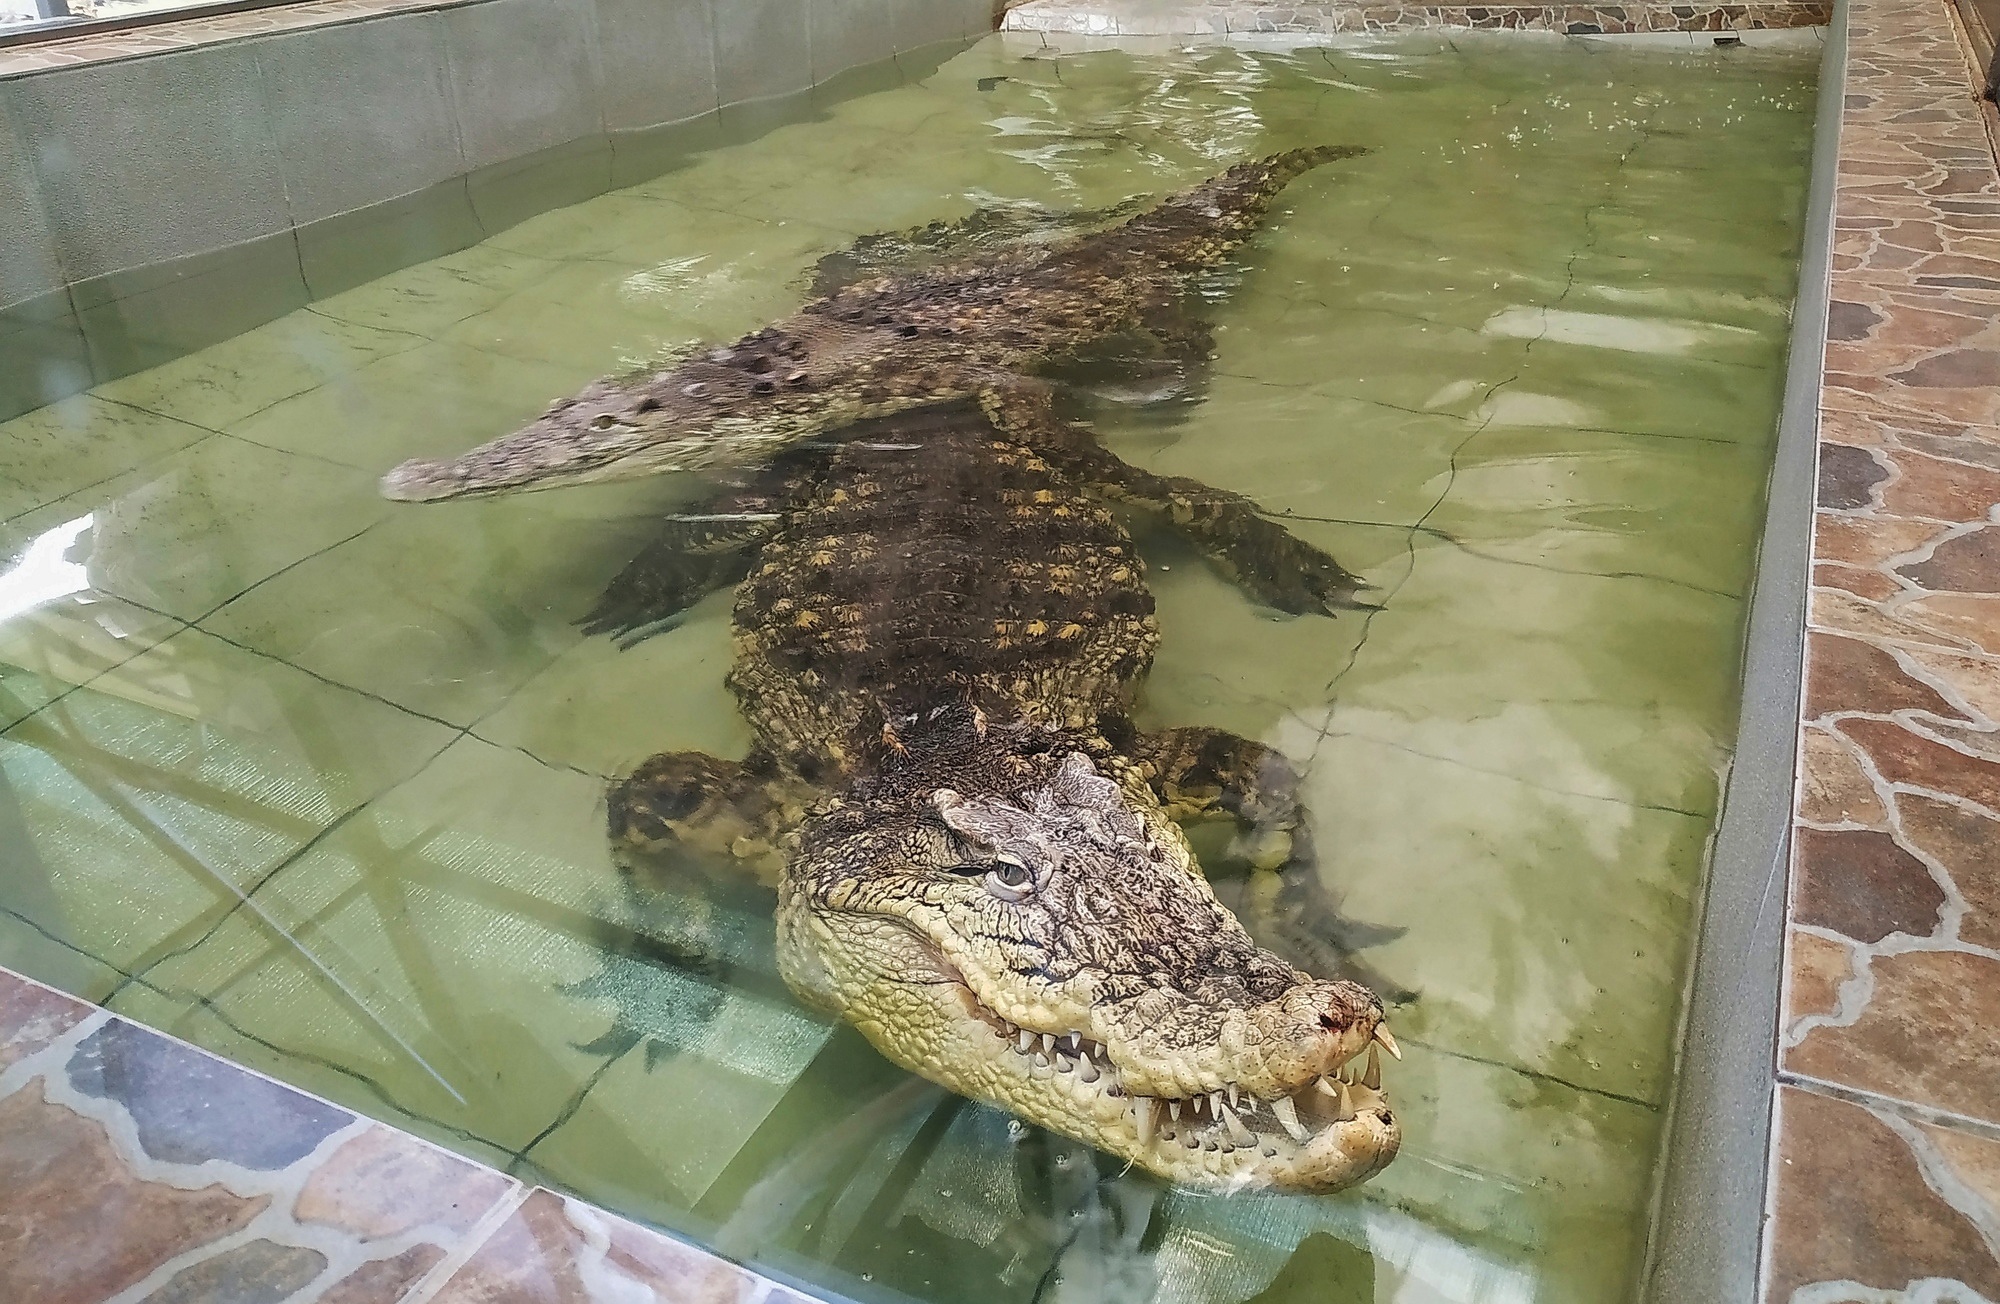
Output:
top-left (0, 965), bottom-right (800, 1304)
top-left (1766, 0), bottom-right (2000, 1294)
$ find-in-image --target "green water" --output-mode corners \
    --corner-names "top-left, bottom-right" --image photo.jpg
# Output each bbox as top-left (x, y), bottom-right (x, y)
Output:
top-left (0, 31), bottom-right (1815, 1304)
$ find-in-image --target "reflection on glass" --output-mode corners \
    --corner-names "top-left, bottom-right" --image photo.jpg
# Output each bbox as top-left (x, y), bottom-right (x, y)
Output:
top-left (0, 33), bottom-right (1817, 1304)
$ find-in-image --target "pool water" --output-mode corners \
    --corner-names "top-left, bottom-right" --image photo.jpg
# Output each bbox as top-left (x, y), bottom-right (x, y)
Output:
top-left (0, 30), bottom-right (1815, 1304)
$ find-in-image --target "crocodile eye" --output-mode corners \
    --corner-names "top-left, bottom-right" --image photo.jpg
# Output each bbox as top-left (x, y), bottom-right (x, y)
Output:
top-left (985, 860), bottom-right (1036, 902)
top-left (590, 414), bottom-right (621, 430)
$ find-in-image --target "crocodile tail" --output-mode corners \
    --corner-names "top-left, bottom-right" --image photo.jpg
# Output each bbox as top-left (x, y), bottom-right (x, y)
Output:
top-left (1094, 144), bottom-right (1369, 271)
top-left (1261, 143), bottom-right (1372, 185)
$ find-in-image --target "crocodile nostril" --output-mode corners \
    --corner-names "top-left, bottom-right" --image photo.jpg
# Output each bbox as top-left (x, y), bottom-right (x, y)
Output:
top-left (751, 379), bottom-right (777, 395)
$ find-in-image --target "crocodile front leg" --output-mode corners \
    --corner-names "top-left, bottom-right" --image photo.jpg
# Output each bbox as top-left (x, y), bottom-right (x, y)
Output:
top-left (608, 750), bottom-right (815, 892)
top-left (978, 382), bottom-right (1372, 616)
top-left (582, 471), bottom-right (797, 646)
top-left (1131, 726), bottom-right (1411, 1002)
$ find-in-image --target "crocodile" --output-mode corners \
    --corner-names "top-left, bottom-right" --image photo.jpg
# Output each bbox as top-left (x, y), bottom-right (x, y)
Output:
top-left (592, 398), bottom-right (1403, 1193)
top-left (378, 145), bottom-right (1367, 503)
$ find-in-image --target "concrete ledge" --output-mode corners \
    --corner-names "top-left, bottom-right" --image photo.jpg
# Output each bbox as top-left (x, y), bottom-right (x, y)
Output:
top-left (0, 0), bottom-right (998, 423)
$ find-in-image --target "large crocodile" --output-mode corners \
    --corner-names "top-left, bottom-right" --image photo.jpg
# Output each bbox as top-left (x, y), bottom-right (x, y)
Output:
top-left (592, 399), bottom-right (1402, 1193)
top-left (378, 145), bottom-right (1366, 503)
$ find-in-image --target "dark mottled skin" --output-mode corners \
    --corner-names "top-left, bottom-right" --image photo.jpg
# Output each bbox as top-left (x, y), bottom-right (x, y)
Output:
top-left (401, 145), bottom-right (1407, 1190)
top-left (596, 402), bottom-right (1406, 1192)
top-left (379, 146), bottom-right (1370, 501)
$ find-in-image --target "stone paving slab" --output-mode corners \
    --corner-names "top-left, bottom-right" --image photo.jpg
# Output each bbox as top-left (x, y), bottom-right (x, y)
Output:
top-left (1762, 0), bottom-right (2000, 1295)
top-left (0, 964), bottom-right (800, 1304)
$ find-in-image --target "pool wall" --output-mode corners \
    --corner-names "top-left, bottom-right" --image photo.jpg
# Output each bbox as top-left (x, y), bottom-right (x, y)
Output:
top-left (0, 0), bottom-right (997, 424)
top-left (1639, 4), bottom-right (1843, 1300)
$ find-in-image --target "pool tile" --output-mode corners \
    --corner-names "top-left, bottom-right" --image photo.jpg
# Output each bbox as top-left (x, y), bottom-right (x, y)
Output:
top-left (0, 587), bottom-right (189, 733)
top-left (472, 587), bottom-right (750, 777)
top-left (89, 309), bottom-right (428, 432)
top-left (310, 244), bottom-right (566, 339)
top-left (426, 1188), bottom-right (768, 1304)
top-left (0, 626), bottom-right (459, 982)
top-left (0, 396), bottom-right (212, 523)
top-left (1764, 1086), bottom-right (2000, 1301)
top-left (226, 339), bottom-right (587, 476)
top-left (118, 734), bottom-right (653, 1148)
top-left (199, 480), bottom-right (664, 727)
top-left (0, 435), bottom-right (388, 624)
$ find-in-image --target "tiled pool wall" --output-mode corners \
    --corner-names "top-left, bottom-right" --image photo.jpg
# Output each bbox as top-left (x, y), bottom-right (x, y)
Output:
top-left (0, 0), bottom-right (1000, 424)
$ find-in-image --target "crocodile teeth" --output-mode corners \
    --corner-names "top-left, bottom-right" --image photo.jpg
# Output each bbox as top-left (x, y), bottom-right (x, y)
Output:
top-left (1168, 1100), bottom-right (1181, 1121)
top-left (1133, 1098), bottom-right (1156, 1146)
top-left (1078, 1058), bottom-right (1100, 1083)
top-left (1018, 1029), bottom-right (1035, 1054)
top-left (1227, 1083), bottom-right (1239, 1109)
top-left (1211, 1091), bottom-right (1225, 1117)
top-left (1041, 1033), bottom-right (1057, 1056)
top-left (1337, 1080), bottom-right (1356, 1121)
top-left (1374, 1026), bottom-right (1402, 1061)
top-left (1220, 1103), bottom-right (1255, 1147)
top-left (1363, 1045), bottom-right (1382, 1091)
top-left (1269, 1095), bottom-right (1310, 1143)
top-left (1315, 1075), bottom-right (1341, 1099)
top-left (1066, 1033), bottom-right (1082, 1053)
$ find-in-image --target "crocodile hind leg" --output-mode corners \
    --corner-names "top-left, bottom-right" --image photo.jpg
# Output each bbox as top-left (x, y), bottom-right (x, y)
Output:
top-left (1130, 726), bottom-right (1412, 1002)
top-left (978, 382), bottom-right (1373, 616)
top-left (608, 750), bottom-right (813, 892)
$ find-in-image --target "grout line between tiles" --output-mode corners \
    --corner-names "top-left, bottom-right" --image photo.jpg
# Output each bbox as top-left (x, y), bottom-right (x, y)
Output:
top-left (398, 1180), bottom-right (535, 1304)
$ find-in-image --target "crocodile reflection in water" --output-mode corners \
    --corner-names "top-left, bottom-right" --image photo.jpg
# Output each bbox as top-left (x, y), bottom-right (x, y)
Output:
top-left (591, 398), bottom-right (1403, 1194)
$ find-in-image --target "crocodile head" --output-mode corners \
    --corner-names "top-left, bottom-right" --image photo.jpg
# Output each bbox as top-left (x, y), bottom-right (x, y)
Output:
top-left (378, 318), bottom-right (950, 501)
top-left (777, 747), bottom-right (1400, 1193)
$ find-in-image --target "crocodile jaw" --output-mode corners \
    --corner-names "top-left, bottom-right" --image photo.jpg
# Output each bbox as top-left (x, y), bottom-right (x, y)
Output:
top-left (777, 895), bottom-right (1400, 1193)
top-left (774, 750), bottom-right (1401, 1194)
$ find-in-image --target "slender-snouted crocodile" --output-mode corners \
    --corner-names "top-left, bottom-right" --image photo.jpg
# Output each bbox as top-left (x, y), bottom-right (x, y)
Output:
top-left (378, 145), bottom-right (1367, 502)
top-left (592, 400), bottom-right (1402, 1194)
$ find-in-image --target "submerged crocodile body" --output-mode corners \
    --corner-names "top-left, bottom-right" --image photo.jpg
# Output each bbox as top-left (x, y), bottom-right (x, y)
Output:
top-left (379, 145), bottom-right (1367, 503)
top-left (592, 400), bottom-right (1402, 1193)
